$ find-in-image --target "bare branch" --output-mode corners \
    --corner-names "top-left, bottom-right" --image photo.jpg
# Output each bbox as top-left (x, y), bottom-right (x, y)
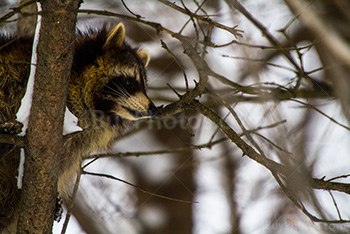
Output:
top-left (0, 0), bottom-right (37, 24)
top-left (0, 134), bottom-right (24, 147)
top-left (290, 99), bottom-right (350, 131)
top-left (285, 0), bottom-right (350, 65)
top-left (82, 170), bottom-right (196, 204)
top-left (158, 0), bottom-right (244, 38)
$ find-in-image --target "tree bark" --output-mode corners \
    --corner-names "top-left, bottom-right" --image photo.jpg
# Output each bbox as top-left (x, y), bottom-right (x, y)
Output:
top-left (17, 1), bottom-right (80, 233)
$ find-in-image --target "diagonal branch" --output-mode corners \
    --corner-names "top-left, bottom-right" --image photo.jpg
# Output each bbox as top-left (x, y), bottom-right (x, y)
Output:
top-left (191, 99), bottom-right (350, 223)
top-left (158, 0), bottom-right (243, 38)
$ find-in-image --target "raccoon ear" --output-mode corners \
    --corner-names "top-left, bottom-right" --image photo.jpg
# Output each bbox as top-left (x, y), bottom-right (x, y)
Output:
top-left (137, 50), bottom-right (150, 67)
top-left (104, 23), bottom-right (125, 49)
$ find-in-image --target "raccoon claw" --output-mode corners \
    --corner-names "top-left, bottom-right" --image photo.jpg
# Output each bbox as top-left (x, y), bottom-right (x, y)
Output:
top-left (0, 121), bottom-right (23, 135)
top-left (54, 195), bottom-right (64, 222)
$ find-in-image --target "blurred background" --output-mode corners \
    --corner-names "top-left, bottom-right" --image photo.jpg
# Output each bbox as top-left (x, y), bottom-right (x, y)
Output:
top-left (1, 0), bottom-right (350, 233)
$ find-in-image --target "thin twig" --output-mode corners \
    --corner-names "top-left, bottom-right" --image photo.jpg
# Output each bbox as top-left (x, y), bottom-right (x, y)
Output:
top-left (86, 119), bottom-right (289, 160)
top-left (227, 0), bottom-right (327, 98)
top-left (211, 39), bottom-right (313, 51)
top-left (82, 170), bottom-right (196, 204)
top-left (61, 169), bottom-right (82, 234)
top-left (207, 90), bottom-right (268, 159)
top-left (290, 99), bottom-right (350, 131)
top-left (161, 40), bottom-right (189, 91)
top-left (251, 132), bottom-right (292, 154)
top-left (167, 83), bottom-right (182, 98)
top-left (190, 100), bottom-right (350, 205)
top-left (222, 54), bottom-right (296, 72)
top-left (120, 0), bottom-right (142, 18)
top-left (209, 112), bottom-right (230, 144)
top-left (227, 0), bottom-right (300, 70)
top-left (0, 0), bottom-right (37, 23)
top-left (272, 171), bottom-right (349, 223)
top-left (0, 133), bottom-right (25, 147)
top-left (158, 0), bottom-right (244, 38)
top-left (86, 137), bottom-right (228, 159)
top-left (328, 191), bottom-right (343, 221)
top-left (326, 174), bottom-right (350, 182)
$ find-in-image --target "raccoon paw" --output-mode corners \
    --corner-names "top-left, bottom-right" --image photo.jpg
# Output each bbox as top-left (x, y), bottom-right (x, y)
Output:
top-left (54, 195), bottom-right (64, 222)
top-left (0, 121), bottom-right (23, 135)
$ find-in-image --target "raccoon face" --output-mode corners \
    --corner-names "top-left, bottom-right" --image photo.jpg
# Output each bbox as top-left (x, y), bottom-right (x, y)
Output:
top-left (91, 23), bottom-right (157, 122)
top-left (101, 75), bottom-right (158, 121)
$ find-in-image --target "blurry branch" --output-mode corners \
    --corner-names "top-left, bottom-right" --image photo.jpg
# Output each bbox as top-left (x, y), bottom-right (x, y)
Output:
top-left (0, 8), bottom-right (174, 35)
top-left (226, 0), bottom-right (332, 96)
top-left (61, 170), bottom-right (81, 234)
top-left (222, 55), bottom-right (296, 72)
top-left (215, 40), bottom-right (314, 50)
top-left (86, 137), bottom-right (228, 159)
top-left (82, 170), bottom-right (195, 204)
top-left (250, 132), bottom-right (291, 154)
top-left (227, 0), bottom-right (300, 69)
top-left (89, 122), bottom-right (279, 157)
top-left (0, 133), bottom-right (24, 147)
top-left (290, 99), bottom-right (350, 131)
top-left (77, 9), bottom-right (176, 35)
top-left (177, 0), bottom-right (204, 37)
top-left (86, 120), bottom-right (287, 159)
top-left (193, 97), bottom-right (350, 201)
top-left (191, 100), bottom-right (350, 222)
top-left (190, 100), bottom-right (285, 172)
top-left (120, 0), bottom-right (142, 18)
top-left (0, 0), bottom-right (36, 23)
top-left (272, 170), bottom-right (348, 223)
top-left (161, 40), bottom-right (189, 91)
top-left (69, 190), bottom-right (113, 234)
top-left (77, 6), bottom-right (243, 49)
top-left (151, 86), bottom-right (333, 107)
top-left (285, 0), bottom-right (350, 122)
top-left (285, 0), bottom-right (350, 65)
top-left (208, 89), bottom-right (287, 158)
top-left (158, 0), bottom-right (243, 38)
top-left (17, 0), bottom-right (38, 36)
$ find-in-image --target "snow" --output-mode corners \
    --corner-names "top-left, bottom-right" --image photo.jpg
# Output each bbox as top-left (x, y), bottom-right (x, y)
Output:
top-left (14, 2), bottom-right (81, 137)
top-left (15, 2), bottom-right (41, 136)
top-left (14, 0), bottom-right (81, 196)
top-left (63, 107), bottom-right (82, 135)
top-left (16, 148), bottom-right (25, 189)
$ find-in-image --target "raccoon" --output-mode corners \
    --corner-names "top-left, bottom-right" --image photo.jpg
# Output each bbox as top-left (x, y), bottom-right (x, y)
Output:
top-left (0, 23), bottom-right (157, 232)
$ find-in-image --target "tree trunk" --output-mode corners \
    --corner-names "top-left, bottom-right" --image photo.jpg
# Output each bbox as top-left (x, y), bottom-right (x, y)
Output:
top-left (16, 1), bottom-right (80, 233)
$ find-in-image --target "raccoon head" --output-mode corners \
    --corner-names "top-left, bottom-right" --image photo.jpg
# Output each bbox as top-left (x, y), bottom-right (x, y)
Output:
top-left (73, 23), bottom-right (157, 124)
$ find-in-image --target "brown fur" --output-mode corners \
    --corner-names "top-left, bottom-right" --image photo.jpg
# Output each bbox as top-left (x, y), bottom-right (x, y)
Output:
top-left (0, 23), bottom-right (157, 232)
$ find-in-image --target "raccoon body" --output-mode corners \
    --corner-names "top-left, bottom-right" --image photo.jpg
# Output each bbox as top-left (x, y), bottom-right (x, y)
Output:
top-left (0, 23), bottom-right (157, 232)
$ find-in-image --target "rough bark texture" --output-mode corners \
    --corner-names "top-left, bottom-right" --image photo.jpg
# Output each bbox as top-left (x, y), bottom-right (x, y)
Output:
top-left (16, 1), bottom-right (80, 233)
